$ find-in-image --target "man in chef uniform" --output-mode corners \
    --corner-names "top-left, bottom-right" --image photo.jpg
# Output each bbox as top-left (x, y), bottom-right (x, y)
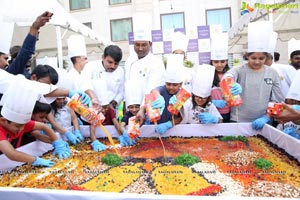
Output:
top-left (124, 12), bottom-right (165, 106)
top-left (67, 35), bottom-right (100, 108)
top-left (83, 45), bottom-right (124, 110)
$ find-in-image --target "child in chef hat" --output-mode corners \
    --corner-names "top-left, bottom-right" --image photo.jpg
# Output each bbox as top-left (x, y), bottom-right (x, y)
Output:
top-left (181, 64), bottom-right (223, 124)
top-left (0, 75), bottom-right (70, 167)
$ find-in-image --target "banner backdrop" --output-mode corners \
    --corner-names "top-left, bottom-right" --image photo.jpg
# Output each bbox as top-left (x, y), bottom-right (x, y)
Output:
top-left (128, 24), bottom-right (223, 65)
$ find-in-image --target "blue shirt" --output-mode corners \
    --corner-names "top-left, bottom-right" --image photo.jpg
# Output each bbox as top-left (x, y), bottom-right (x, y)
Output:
top-left (156, 85), bottom-right (181, 124)
top-left (6, 34), bottom-right (36, 79)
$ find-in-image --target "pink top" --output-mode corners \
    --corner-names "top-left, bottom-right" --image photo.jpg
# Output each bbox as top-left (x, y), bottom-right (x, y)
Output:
top-left (210, 73), bottom-right (230, 114)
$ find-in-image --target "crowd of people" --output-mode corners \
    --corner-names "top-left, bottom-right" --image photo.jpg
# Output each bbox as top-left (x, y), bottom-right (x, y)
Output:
top-left (0, 11), bottom-right (300, 167)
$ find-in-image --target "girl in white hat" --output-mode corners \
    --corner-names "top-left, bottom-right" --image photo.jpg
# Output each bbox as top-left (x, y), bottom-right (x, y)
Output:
top-left (223, 21), bottom-right (284, 130)
top-left (210, 33), bottom-right (231, 122)
top-left (181, 64), bottom-right (222, 124)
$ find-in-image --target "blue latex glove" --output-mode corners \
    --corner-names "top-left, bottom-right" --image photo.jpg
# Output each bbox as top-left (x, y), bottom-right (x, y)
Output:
top-left (64, 131), bottom-right (80, 145)
top-left (283, 127), bottom-right (300, 139)
top-left (74, 130), bottom-right (84, 141)
top-left (145, 114), bottom-right (151, 125)
top-left (118, 130), bottom-right (137, 147)
top-left (212, 99), bottom-right (227, 109)
top-left (251, 115), bottom-right (270, 130)
top-left (151, 95), bottom-right (165, 115)
top-left (155, 121), bottom-right (173, 135)
top-left (68, 90), bottom-right (91, 106)
top-left (52, 139), bottom-right (71, 159)
top-left (91, 140), bottom-right (107, 152)
top-left (198, 113), bottom-right (219, 124)
top-left (32, 156), bottom-right (55, 167)
top-left (169, 95), bottom-right (177, 105)
top-left (292, 105), bottom-right (300, 111)
top-left (231, 82), bottom-right (242, 95)
top-left (283, 127), bottom-right (296, 135)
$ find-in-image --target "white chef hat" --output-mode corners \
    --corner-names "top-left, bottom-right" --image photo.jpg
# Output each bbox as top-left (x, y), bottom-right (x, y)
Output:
top-left (0, 16), bottom-right (14, 54)
top-left (286, 70), bottom-right (300, 101)
top-left (210, 32), bottom-right (228, 60)
top-left (163, 54), bottom-right (184, 83)
top-left (288, 38), bottom-right (300, 59)
top-left (133, 12), bottom-right (152, 42)
top-left (248, 21), bottom-right (273, 53)
top-left (125, 80), bottom-right (143, 106)
top-left (171, 31), bottom-right (189, 53)
top-left (191, 64), bottom-right (215, 97)
top-left (91, 78), bottom-right (110, 106)
top-left (0, 75), bottom-right (44, 124)
top-left (267, 31), bottom-right (278, 57)
top-left (68, 35), bottom-right (87, 59)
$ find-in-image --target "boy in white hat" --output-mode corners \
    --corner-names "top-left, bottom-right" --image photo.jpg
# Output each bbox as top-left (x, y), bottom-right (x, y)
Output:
top-left (0, 76), bottom-right (70, 167)
top-left (181, 64), bottom-right (222, 124)
top-left (210, 33), bottom-right (231, 122)
top-left (223, 21), bottom-right (284, 130)
top-left (136, 54), bottom-right (185, 135)
top-left (124, 12), bottom-right (165, 105)
top-left (118, 80), bottom-right (142, 146)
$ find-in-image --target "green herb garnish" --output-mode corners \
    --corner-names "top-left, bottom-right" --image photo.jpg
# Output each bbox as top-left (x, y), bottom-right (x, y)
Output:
top-left (175, 153), bottom-right (200, 166)
top-left (101, 153), bottom-right (123, 167)
top-left (254, 158), bottom-right (272, 169)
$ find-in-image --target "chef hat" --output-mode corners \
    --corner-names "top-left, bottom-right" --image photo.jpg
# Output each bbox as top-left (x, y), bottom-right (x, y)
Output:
top-left (210, 32), bottom-right (228, 60)
top-left (267, 32), bottom-right (278, 57)
top-left (248, 21), bottom-right (273, 53)
top-left (171, 31), bottom-right (189, 53)
top-left (163, 54), bottom-right (184, 83)
top-left (286, 70), bottom-right (300, 101)
top-left (0, 75), bottom-right (44, 124)
top-left (125, 80), bottom-right (143, 106)
top-left (68, 35), bottom-right (87, 59)
top-left (191, 64), bottom-right (215, 97)
top-left (91, 78), bottom-right (110, 106)
top-left (288, 38), bottom-right (300, 59)
top-left (0, 16), bottom-right (14, 54)
top-left (133, 12), bottom-right (152, 42)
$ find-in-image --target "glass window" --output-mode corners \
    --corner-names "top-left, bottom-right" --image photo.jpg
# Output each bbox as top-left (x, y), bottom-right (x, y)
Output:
top-left (206, 8), bottom-right (231, 32)
top-left (161, 12), bottom-right (185, 30)
top-left (69, 0), bottom-right (90, 11)
top-left (83, 22), bottom-right (92, 29)
top-left (109, 0), bottom-right (131, 5)
top-left (110, 18), bottom-right (132, 41)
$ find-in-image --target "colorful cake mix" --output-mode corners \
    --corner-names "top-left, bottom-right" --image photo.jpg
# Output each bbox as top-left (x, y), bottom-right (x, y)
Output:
top-left (0, 136), bottom-right (300, 197)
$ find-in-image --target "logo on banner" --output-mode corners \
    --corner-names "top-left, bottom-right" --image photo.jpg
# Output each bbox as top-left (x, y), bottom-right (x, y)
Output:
top-left (240, 1), bottom-right (254, 16)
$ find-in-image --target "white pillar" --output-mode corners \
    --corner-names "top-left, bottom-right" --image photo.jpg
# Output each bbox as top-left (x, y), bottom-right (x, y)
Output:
top-left (56, 26), bottom-right (63, 68)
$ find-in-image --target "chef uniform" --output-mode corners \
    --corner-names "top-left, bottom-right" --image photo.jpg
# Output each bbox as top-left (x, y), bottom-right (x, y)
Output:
top-left (67, 35), bottom-right (92, 92)
top-left (124, 12), bottom-right (165, 104)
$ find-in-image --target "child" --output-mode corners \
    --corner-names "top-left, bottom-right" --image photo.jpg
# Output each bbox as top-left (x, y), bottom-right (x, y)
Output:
top-left (210, 33), bottom-right (231, 122)
top-left (136, 54), bottom-right (185, 135)
top-left (0, 77), bottom-right (70, 167)
top-left (223, 21), bottom-right (284, 130)
top-left (182, 64), bottom-right (223, 124)
top-left (50, 97), bottom-right (84, 144)
top-left (118, 80), bottom-right (142, 147)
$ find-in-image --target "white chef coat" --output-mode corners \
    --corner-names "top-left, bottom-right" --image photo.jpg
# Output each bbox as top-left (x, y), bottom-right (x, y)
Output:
top-left (271, 63), bottom-right (296, 98)
top-left (67, 67), bottom-right (92, 92)
top-left (83, 60), bottom-right (125, 104)
top-left (124, 52), bottom-right (165, 104)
